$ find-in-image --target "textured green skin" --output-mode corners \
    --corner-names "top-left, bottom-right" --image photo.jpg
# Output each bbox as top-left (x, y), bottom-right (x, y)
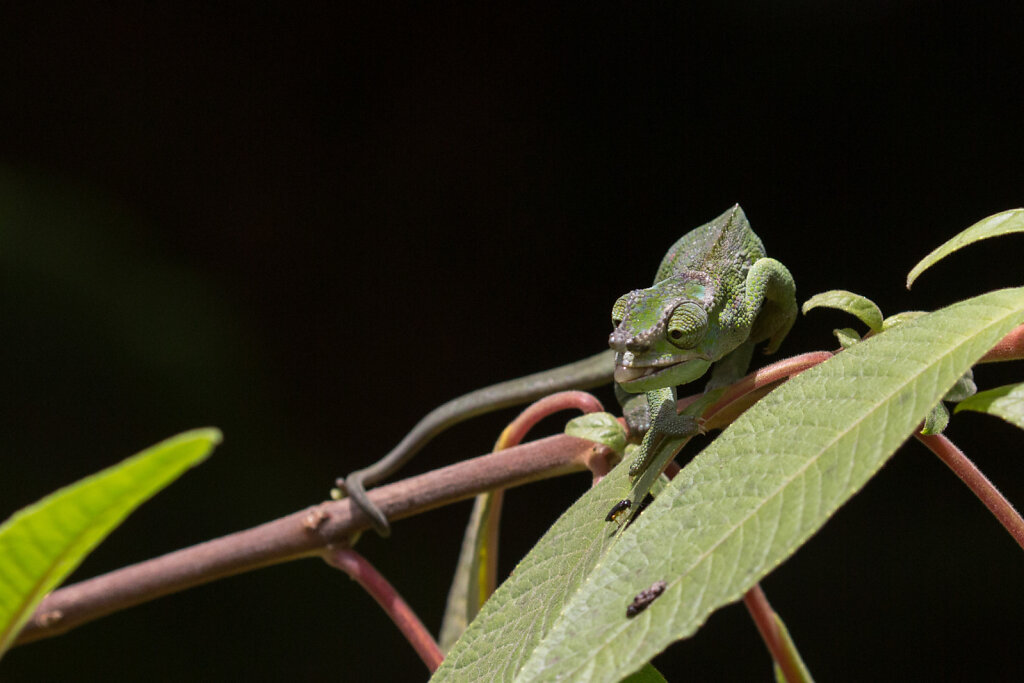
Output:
top-left (609, 204), bottom-right (796, 477)
top-left (340, 204), bottom-right (795, 536)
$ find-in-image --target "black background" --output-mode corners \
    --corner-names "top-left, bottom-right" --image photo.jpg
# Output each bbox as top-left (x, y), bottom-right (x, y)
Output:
top-left (2, 4), bottom-right (1023, 681)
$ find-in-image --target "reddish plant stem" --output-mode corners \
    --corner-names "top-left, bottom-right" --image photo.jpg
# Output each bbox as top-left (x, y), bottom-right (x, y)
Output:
top-left (742, 584), bottom-right (804, 683)
top-left (666, 447), bottom-right (801, 680)
top-left (496, 390), bottom-right (605, 449)
top-left (16, 327), bottom-right (1021, 654)
top-left (18, 434), bottom-right (610, 645)
top-left (915, 432), bottom-right (1024, 551)
top-left (479, 391), bottom-right (606, 596)
top-left (980, 322), bottom-right (1024, 362)
top-left (705, 351), bottom-right (834, 418)
top-left (325, 547), bottom-right (444, 672)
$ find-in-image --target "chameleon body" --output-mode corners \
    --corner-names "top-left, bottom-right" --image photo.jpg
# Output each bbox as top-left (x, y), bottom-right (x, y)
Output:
top-left (338, 204), bottom-right (796, 536)
top-left (609, 204), bottom-right (797, 479)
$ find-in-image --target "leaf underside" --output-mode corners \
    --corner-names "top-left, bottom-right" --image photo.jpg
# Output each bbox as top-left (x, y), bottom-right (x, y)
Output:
top-left (433, 287), bottom-right (1024, 683)
top-left (0, 429), bottom-right (221, 657)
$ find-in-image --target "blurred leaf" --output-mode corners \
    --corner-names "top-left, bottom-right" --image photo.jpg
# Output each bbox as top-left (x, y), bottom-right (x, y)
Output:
top-left (802, 290), bottom-right (884, 332)
top-left (0, 429), bottom-right (221, 658)
top-left (433, 287), bottom-right (1024, 683)
top-left (943, 369), bottom-right (977, 403)
top-left (921, 402), bottom-right (949, 435)
top-left (907, 209), bottom-right (1024, 288)
top-left (955, 382), bottom-right (1024, 430)
top-left (439, 493), bottom-right (497, 653)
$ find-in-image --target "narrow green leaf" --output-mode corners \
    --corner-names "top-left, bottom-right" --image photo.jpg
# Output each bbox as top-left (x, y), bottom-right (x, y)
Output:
top-left (439, 493), bottom-right (496, 652)
top-left (802, 290), bottom-right (884, 332)
top-left (432, 447), bottom-right (634, 681)
top-left (0, 428), bottom-right (221, 657)
top-left (955, 382), bottom-right (1024, 430)
top-left (906, 209), bottom-right (1024, 288)
top-left (433, 287), bottom-right (1024, 683)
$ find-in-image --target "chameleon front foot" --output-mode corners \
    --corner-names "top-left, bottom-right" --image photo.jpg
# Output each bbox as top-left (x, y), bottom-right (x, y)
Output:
top-left (336, 472), bottom-right (392, 537)
top-left (627, 394), bottom-right (702, 478)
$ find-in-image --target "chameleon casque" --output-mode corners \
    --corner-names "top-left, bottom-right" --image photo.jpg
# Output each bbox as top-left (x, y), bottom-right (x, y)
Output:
top-left (338, 205), bottom-right (797, 536)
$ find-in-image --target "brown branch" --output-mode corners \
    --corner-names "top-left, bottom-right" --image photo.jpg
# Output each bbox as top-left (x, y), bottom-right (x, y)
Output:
top-left (16, 433), bottom-right (609, 646)
top-left (325, 547), bottom-right (443, 672)
top-left (16, 326), bottom-right (1020, 651)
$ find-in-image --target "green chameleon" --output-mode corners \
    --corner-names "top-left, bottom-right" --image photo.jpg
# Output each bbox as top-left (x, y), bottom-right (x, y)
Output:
top-left (337, 205), bottom-right (797, 536)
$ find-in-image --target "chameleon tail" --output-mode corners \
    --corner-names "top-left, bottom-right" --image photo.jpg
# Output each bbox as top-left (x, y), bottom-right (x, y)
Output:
top-left (745, 257), bottom-right (797, 355)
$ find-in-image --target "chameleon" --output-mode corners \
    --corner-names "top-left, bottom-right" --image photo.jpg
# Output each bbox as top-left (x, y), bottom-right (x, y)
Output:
top-left (607, 204), bottom-right (797, 488)
top-left (336, 205), bottom-right (796, 536)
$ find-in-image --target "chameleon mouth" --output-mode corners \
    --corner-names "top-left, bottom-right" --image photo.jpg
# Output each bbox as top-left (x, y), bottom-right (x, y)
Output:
top-left (614, 362), bottom-right (682, 385)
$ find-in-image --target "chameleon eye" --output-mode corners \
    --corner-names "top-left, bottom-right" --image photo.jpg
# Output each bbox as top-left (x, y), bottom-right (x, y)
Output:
top-left (611, 295), bottom-right (630, 328)
top-left (666, 302), bottom-right (707, 349)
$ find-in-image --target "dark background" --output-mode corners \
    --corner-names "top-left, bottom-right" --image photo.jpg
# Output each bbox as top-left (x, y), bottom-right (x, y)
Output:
top-left (2, 4), bottom-right (1022, 681)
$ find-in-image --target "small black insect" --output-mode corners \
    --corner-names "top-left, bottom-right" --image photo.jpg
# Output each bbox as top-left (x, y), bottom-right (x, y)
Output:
top-left (605, 498), bottom-right (632, 524)
top-left (629, 493), bottom-right (655, 523)
top-left (626, 580), bottom-right (667, 618)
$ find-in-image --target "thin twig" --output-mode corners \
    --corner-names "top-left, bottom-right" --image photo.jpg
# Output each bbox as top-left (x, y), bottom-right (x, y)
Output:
top-left (325, 546), bottom-right (443, 672)
top-left (915, 432), bottom-right (1024, 551)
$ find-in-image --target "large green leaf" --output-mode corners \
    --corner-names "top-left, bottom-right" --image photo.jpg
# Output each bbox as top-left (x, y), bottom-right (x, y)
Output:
top-left (906, 209), bottom-right (1024, 288)
top-left (433, 287), bottom-right (1024, 682)
top-left (0, 428), bottom-right (221, 657)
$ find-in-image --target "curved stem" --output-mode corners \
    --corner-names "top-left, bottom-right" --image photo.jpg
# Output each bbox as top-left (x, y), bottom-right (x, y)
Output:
top-left (496, 390), bottom-right (604, 450)
top-left (915, 432), bottom-right (1024, 551)
top-left (325, 547), bottom-right (443, 672)
top-left (705, 351), bottom-right (834, 419)
top-left (478, 391), bottom-right (605, 596)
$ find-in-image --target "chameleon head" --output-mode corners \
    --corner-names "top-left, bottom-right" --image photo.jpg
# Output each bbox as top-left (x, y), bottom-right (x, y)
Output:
top-left (608, 274), bottom-right (717, 393)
